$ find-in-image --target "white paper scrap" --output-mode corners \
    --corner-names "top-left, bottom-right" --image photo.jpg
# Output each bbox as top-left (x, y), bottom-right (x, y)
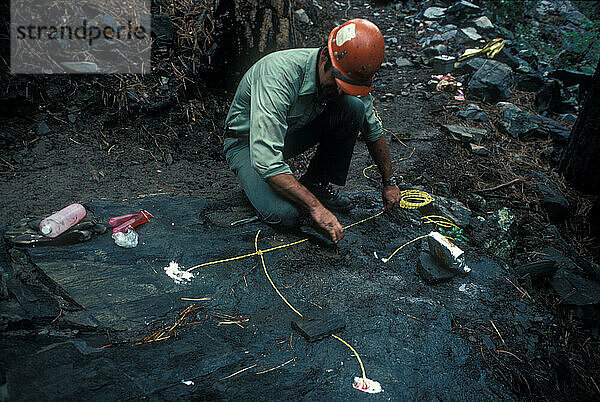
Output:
top-left (164, 261), bottom-right (193, 284)
top-left (353, 376), bottom-right (383, 393)
top-left (181, 380), bottom-right (194, 386)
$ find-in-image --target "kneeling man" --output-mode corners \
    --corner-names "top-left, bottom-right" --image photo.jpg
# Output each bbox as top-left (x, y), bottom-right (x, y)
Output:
top-left (224, 18), bottom-right (401, 243)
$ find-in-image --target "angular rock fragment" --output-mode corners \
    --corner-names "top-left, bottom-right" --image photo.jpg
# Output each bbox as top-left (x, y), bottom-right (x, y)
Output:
top-left (442, 124), bottom-right (487, 143)
top-left (467, 60), bottom-right (513, 103)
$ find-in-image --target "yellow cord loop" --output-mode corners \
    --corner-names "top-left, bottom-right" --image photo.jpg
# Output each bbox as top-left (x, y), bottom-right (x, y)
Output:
top-left (332, 334), bottom-right (367, 386)
top-left (399, 190), bottom-right (435, 209)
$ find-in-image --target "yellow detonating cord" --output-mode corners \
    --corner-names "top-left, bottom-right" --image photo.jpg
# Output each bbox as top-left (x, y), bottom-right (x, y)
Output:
top-left (332, 334), bottom-right (367, 386)
top-left (255, 230), bottom-right (303, 318)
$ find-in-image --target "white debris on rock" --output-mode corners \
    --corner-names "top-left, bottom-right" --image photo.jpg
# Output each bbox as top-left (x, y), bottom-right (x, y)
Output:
top-left (181, 380), bottom-right (194, 386)
top-left (164, 261), bottom-right (194, 284)
top-left (353, 376), bottom-right (383, 393)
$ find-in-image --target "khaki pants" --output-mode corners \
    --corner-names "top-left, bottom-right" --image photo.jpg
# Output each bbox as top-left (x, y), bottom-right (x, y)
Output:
top-left (225, 95), bottom-right (365, 229)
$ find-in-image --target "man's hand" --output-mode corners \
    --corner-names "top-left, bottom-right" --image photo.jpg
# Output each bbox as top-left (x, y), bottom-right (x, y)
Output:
top-left (267, 174), bottom-right (344, 243)
top-left (310, 205), bottom-right (345, 243)
top-left (383, 185), bottom-right (402, 211)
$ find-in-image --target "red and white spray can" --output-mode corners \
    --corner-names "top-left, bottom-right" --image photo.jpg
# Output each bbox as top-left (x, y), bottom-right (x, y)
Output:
top-left (39, 203), bottom-right (87, 238)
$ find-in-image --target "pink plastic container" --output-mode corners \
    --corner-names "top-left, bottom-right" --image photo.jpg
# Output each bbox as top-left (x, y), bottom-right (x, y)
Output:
top-left (109, 210), bottom-right (153, 234)
top-left (39, 203), bottom-right (87, 238)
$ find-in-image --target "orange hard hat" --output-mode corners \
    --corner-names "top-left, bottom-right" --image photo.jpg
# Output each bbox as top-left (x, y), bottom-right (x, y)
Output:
top-left (327, 18), bottom-right (385, 96)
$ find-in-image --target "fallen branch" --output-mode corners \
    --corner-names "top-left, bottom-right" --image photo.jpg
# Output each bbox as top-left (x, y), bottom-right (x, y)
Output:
top-left (479, 178), bottom-right (521, 192)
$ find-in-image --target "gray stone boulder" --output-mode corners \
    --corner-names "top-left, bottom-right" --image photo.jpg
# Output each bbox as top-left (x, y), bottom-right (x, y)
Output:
top-left (418, 250), bottom-right (457, 283)
top-left (529, 114), bottom-right (571, 143)
top-left (469, 143), bottom-right (489, 156)
top-left (423, 6), bottom-right (446, 20)
top-left (445, 1), bottom-right (483, 24)
top-left (457, 103), bottom-right (489, 122)
top-left (518, 49), bottom-right (539, 70)
top-left (37, 121), bottom-right (51, 136)
top-left (535, 79), bottom-right (564, 114)
top-left (535, 173), bottom-right (569, 223)
top-left (496, 102), bottom-right (538, 138)
top-left (467, 60), bottom-right (513, 103)
top-left (551, 270), bottom-right (600, 306)
top-left (515, 71), bottom-right (545, 92)
top-left (421, 195), bottom-right (473, 228)
top-left (456, 27), bottom-right (482, 46)
top-left (496, 102), bottom-right (570, 142)
top-left (442, 124), bottom-right (487, 143)
top-left (426, 30), bottom-right (457, 46)
top-left (455, 57), bottom-right (487, 75)
top-left (423, 44), bottom-right (448, 60)
top-left (395, 57), bottom-right (414, 67)
top-left (493, 47), bottom-right (520, 70)
top-left (441, 24), bottom-right (458, 32)
top-left (472, 16), bottom-right (494, 32)
top-left (549, 69), bottom-right (594, 94)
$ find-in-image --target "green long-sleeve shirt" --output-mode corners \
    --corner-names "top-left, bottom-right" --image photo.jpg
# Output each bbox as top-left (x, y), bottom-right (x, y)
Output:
top-left (224, 47), bottom-right (383, 179)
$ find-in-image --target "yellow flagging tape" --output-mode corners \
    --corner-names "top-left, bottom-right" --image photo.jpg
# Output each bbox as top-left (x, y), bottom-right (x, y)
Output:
top-left (255, 230), bottom-right (304, 318)
top-left (421, 215), bottom-right (461, 230)
top-left (332, 334), bottom-right (367, 386)
top-left (458, 38), bottom-right (505, 62)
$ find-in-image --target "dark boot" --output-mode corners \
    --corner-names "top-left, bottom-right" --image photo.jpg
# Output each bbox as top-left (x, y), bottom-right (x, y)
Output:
top-left (299, 176), bottom-right (355, 213)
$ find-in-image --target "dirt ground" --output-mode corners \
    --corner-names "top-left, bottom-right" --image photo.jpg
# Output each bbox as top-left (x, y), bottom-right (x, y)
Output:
top-left (1, 1), bottom-right (600, 400)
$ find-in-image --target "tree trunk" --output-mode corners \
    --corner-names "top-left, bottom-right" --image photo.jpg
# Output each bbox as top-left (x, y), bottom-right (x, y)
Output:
top-left (215, 0), bottom-right (293, 76)
top-left (558, 59), bottom-right (600, 194)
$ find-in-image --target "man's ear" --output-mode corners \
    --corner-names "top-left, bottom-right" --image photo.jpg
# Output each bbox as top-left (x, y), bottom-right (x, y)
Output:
top-left (320, 47), bottom-right (332, 71)
top-left (319, 47), bottom-right (328, 61)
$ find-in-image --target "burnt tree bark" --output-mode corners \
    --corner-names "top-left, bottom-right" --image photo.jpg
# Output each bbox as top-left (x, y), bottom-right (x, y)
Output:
top-left (214, 0), bottom-right (294, 77)
top-left (559, 59), bottom-right (600, 194)
top-left (559, 59), bottom-right (600, 236)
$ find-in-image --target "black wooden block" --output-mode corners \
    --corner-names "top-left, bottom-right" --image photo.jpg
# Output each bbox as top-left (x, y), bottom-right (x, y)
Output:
top-left (291, 314), bottom-right (345, 343)
top-left (417, 250), bottom-right (456, 284)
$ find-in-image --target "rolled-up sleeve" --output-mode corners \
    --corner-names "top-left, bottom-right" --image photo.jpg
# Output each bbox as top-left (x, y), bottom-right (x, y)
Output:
top-left (361, 94), bottom-right (383, 143)
top-left (249, 74), bottom-right (296, 179)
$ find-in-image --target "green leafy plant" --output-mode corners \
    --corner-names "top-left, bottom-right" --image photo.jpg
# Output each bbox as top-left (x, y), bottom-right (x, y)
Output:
top-left (560, 20), bottom-right (600, 70)
top-left (438, 227), bottom-right (469, 245)
top-left (483, 0), bottom-right (536, 27)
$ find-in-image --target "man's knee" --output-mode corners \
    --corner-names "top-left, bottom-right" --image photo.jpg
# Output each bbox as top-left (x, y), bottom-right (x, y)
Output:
top-left (259, 202), bottom-right (302, 229)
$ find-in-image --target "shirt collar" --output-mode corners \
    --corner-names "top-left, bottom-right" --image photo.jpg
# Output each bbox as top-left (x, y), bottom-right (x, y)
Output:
top-left (298, 48), bottom-right (320, 96)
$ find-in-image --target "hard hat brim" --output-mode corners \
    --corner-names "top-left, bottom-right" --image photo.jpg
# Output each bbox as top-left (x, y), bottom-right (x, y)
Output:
top-left (334, 77), bottom-right (373, 96)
